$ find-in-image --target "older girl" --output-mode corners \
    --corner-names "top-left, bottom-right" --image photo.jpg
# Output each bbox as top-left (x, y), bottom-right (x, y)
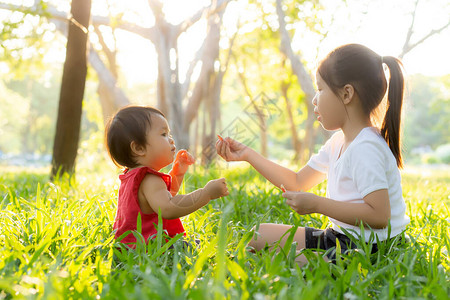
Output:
top-left (216, 44), bottom-right (409, 263)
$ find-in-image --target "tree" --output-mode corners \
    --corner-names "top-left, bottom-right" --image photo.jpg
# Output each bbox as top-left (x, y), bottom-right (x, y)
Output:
top-left (3, 0), bottom-right (448, 170)
top-left (399, 0), bottom-right (450, 59)
top-left (145, 0), bottom-right (232, 151)
top-left (280, 58), bottom-right (302, 161)
top-left (1, 0), bottom-right (233, 167)
top-left (221, 0), bottom-right (331, 163)
top-left (51, 0), bottom-right (91, 178)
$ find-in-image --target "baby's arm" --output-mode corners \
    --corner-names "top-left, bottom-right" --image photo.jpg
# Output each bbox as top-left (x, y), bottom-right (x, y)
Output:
top-left (169, 150), bottom-right (195, 196)
top-left (216, 137), bottom-right (325, 191)
top-left (284, 189), bottom-right (391, 229)
top-left (140, 175), bottom-right (228, 219)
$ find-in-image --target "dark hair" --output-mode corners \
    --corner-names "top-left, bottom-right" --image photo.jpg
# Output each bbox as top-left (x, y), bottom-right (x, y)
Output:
top-left (105, 106), bottom-right (165, 168)
top-left (318, 44), bottom-right (405, 168)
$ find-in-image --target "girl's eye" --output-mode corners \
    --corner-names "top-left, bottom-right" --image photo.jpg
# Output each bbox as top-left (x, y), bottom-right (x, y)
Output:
top-left (162, 133), bottom-right (167, 137)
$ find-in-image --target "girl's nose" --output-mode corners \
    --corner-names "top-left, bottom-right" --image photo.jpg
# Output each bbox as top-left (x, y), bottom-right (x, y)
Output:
top-left (312, 94), bottom-right (317, 106)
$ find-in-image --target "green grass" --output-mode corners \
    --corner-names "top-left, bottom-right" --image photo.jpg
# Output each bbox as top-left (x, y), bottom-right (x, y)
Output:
top-left (0, 164), bottom-right (449, 299)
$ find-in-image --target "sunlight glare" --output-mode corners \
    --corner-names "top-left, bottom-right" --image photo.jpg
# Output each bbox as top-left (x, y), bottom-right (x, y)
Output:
top-left (115, 30), bottom-right (158, 84)
top-left (293, 0), bottom-right (450, 76)
top-left (162, 0), bottom-right (210, 25)
top-left (0, 62), bottom-right (9, 75)
top-left (111, 0), bottom-right (213, 85)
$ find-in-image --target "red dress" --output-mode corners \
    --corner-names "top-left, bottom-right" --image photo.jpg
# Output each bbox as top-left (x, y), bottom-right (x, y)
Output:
top-left (113, 167), bottom-right (185, 246)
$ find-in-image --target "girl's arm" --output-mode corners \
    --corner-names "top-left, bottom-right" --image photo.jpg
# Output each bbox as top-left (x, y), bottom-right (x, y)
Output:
top-left (246, 147), bottom-right (326, 192)
top-left (140, 175), bottom-right (228, 219)
top-left (284, 189), bottom-right (391, 229)
top-left (216, 137), bottom-right (326, 191)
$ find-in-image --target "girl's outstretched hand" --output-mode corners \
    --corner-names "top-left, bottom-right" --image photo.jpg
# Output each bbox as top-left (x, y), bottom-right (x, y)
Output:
top-left (172, 150), bottom-right (195, 176)
top-left (215, 136), bottom-right (249, 162)
top-left (282, 191), bottom-right (318, 215)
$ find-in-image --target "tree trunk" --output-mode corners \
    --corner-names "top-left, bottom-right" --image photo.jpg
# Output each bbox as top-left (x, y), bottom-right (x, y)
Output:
top-left (92, 26), bottom-right (126, 124)
top-left (235, 66), bottom-right (269, 157)
top-left (51, 0), bottom-right (91, 178)
top-left (97, 81), bottom-right (118, 124)
top-left (200, 64), bottom-right (226, 165)
top-left (88, 48), bottom-right (130, 122)
top-left (193, 112), bottom-right (199, 159)
top-left (153, 24), bottom-right (186, 149)
top-left (200, 101), bottom-right (208, 165)
top-left (276, 0), bottom-right (317, 162)
top-left (182, 12), bottom-right (223, 151)
top-left (281, 80), bottom-right (302, 161)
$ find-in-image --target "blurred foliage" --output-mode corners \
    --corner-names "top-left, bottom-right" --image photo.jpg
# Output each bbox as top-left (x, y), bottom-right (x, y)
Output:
top-left (220, 0), bottom-right (329, 160)
top-left (0, 0), bottom-right (448, 168)
top-left (403, 74), bottom-right (450, 163)
top-left (3, 73), bottom-right (59, 155)
top-left (0, 1), bottom-right (55, 80)
top-left (0, 67), bottom-right (104, 164)
top-left (0, 81), bottom-right (29, 153)
top-left (76, 79), bottom-right (112, 173)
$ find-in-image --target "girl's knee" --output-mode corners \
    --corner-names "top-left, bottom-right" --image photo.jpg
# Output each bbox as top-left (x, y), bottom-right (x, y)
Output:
top-left (249, 223), bottom-right (306, 251)
top-left (248, 223), bottom-right (271, 251)
top-left (251, 223), bottom-right (270, 239)
top-left (252, 223), bottom-right (271, 233)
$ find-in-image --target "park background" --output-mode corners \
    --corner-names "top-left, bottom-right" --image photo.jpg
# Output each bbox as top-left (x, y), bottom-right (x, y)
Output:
top-left (0, 0), bottom-right (449, 299)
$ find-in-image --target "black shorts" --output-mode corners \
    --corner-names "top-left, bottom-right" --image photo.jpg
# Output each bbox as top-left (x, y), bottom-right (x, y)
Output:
top-left (305, 227), bottom-right (379, 261)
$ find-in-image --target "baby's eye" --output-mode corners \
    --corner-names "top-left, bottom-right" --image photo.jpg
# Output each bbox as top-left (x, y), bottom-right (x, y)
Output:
top-left (162, 133), bottom-right (167, 137)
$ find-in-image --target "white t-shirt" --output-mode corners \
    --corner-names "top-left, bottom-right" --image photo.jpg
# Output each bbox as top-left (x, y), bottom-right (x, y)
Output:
top-left (307, 127), bottom-right (410, 242)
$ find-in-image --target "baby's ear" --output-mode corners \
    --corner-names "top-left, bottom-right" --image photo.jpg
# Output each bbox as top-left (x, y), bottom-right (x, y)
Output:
top-left (130, 141), bottom-right (146, 156)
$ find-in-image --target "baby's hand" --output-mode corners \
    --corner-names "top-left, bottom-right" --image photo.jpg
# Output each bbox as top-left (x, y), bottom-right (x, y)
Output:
top-left (172, 150), bottom-right (195, 176)
top-left (204, 178), bottom-right (229, 200)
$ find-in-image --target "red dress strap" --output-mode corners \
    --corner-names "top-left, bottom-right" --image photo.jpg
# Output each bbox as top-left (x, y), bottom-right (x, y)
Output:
top-left (135, 167), bottom-right (172, 191)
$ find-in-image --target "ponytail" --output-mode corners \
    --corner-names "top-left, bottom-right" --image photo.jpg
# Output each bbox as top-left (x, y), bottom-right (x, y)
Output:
top-left (380, 56), bottom-right (405, 168)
